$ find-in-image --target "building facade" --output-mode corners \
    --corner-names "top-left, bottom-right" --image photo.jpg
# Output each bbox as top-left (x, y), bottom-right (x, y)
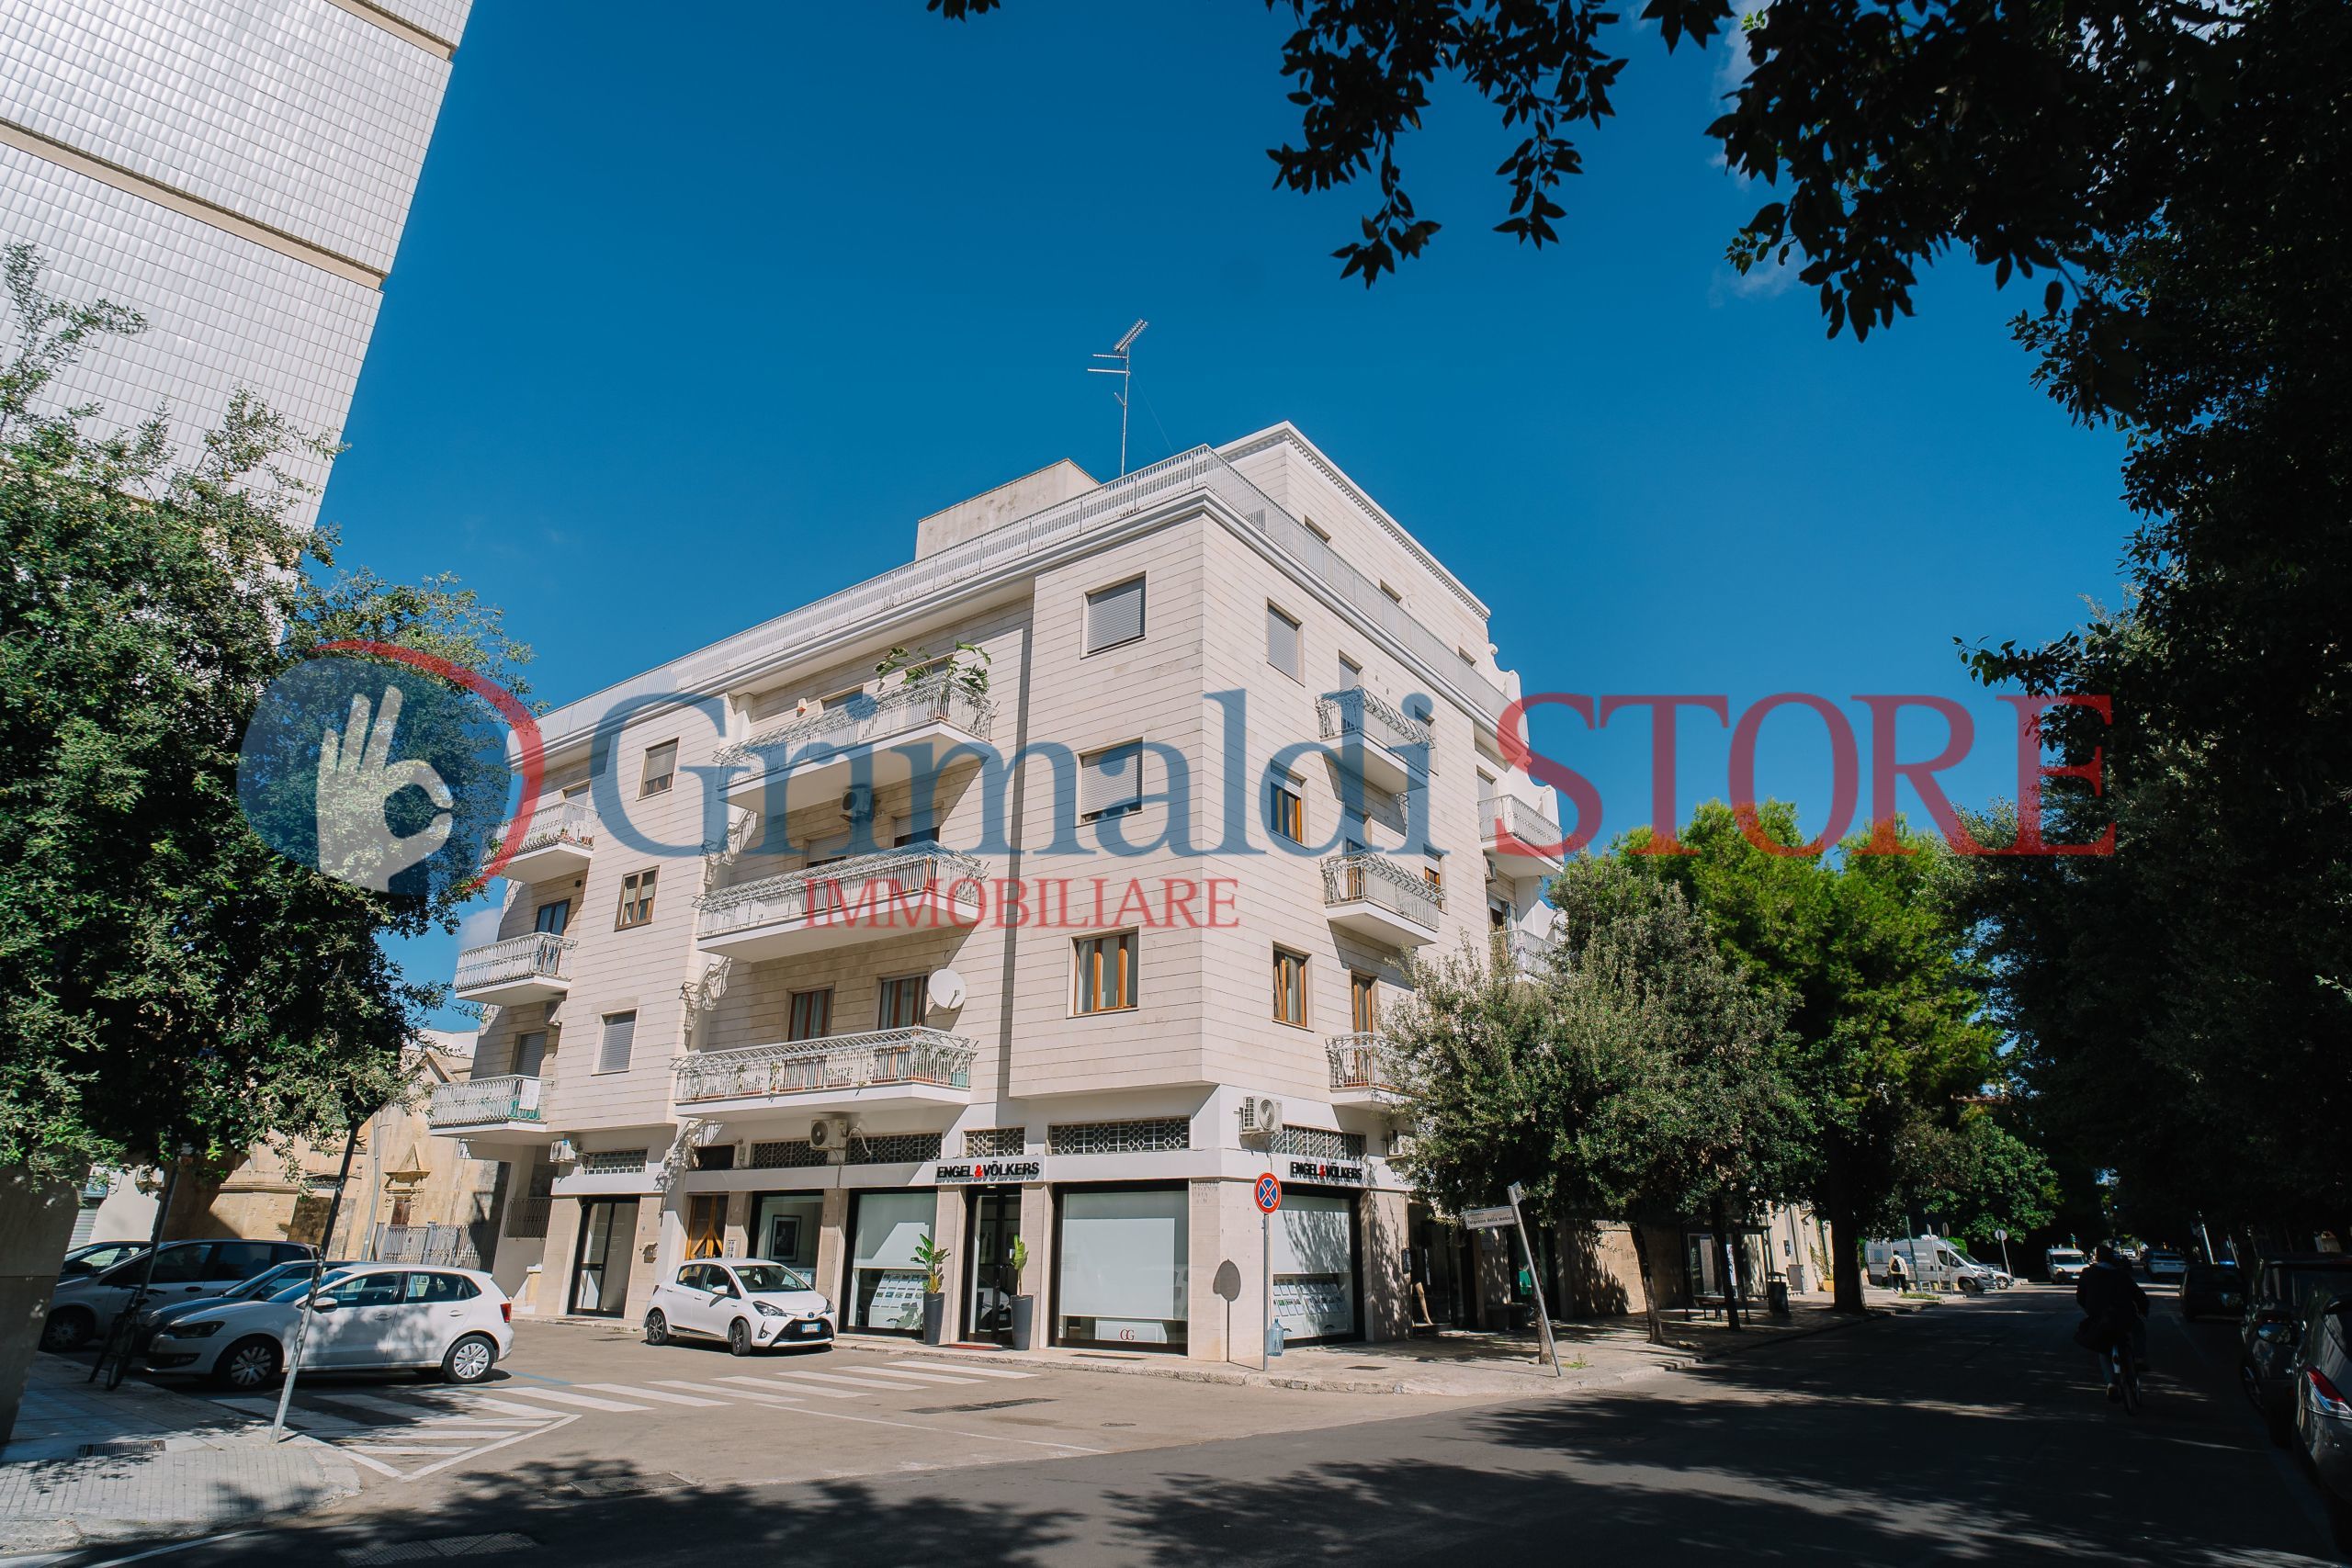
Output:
top-left (431, 426), bottom-right (1572, 1359)
top-left (0, 0), bottom-right (471, 514)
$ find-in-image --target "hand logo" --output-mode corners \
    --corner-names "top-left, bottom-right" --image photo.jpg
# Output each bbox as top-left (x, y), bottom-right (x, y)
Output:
top-left (314, 686), bottom-right (453, 891)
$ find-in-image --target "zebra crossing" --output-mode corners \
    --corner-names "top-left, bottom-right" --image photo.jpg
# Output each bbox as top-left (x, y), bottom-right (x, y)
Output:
top-left (196, 1358), bottom-right (1047, 1482)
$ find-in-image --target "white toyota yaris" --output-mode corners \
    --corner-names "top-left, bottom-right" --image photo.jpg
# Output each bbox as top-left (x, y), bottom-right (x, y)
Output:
top-left (144, 1264), bottom-right (514, 1392)
top-left (645, 1259), bottom-right (835, 1356)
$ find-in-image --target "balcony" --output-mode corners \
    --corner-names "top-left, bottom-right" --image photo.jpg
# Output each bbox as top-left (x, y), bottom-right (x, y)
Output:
top-left (1504, 929), bottom-right (1561, 981)
top-left (1317, 687), bottom-right (1433, 799)
top-left (453, 932), bottom-right (574, 1007)
top-left (1481, 793), bottom-right (1565, 878)
top-left (695, 844), bottom-right (986, 962)
top-left (716, 671), bottom-right (995, 813)
top-left (673, 1028), bottom-right (976, 1116)
top-left (1321, 851), bottom-right (1442, 948)
top-left (426, 1075), bottom-right (544, 1134)
top-left (499, 797), bottom-right (595, 883)
top-left (1326, 1032), bottom-right (1405, 1108)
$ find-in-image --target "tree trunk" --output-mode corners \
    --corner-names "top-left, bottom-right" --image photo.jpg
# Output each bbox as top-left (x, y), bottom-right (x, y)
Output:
top-left (1710, 1195), bottom-right (1743, 1332)
top-left (1826, 1191), bottom-right (1868, 1314)
top-left (1627, 1224), bottom-right (1666, 1345)
top-left (0, 1165), bottom-right (84, 1443)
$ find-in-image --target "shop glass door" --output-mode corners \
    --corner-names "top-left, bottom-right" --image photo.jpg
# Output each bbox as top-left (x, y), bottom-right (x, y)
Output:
top-left (846, 1191), bottom-right (933, 1333)
top-left (1272, 1191), bottom-right (1360, 1342)
top-left (965, 1190), bottom-right (1021, 1344)
top-left (570, 1198), bottom-right (638, 1316)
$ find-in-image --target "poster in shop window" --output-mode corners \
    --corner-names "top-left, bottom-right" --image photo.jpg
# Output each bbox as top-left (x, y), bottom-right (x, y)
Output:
top-left (1272, 1274), bottom-right (1354, 1339)
top-left (864, 1269), bottom-right (926, 1330)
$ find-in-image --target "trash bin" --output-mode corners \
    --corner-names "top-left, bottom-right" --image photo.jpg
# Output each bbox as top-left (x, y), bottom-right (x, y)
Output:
top-left (1767, 1280), bottom-right (1792, 1316)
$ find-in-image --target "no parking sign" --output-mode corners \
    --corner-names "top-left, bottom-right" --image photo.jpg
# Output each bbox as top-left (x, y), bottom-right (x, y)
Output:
top-left (1255, 1172), bottom-right (1283, 1213)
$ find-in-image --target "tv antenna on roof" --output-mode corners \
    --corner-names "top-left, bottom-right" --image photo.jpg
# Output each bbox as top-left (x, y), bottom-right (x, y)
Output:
top-left (1087, 319), bottom-right (1148, 477)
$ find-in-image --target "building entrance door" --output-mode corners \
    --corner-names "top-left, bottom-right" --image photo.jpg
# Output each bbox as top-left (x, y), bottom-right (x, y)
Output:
top-left (964, 1189), bottom-right (1021, 1345)
top-left (570, 1198), bottom-right (638, 1316)
top-left (684, 1195), bottom-right (725, 1259)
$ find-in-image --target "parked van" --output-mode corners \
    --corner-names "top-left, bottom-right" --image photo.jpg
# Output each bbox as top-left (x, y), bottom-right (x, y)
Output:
top-left (1867, 1235), bottom-right (1999, 1293)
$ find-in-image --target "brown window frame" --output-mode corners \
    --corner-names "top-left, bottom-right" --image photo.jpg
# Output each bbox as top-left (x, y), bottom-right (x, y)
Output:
top-left (877, 974), bottom-right (927, 1031)
top-left (1272, 948), bottom-right (1309, 1029)
top-left (1267, 773), bottom-right (1306, 845)
top-left (787, 987), bottom-right (833, 1042)
top-left (639, 739), bottom-right (678, 797)
top-left (1073, 931), bottom-right (1137, 1015)
top-left (616, 867), bottom-right (659, 930)
top-left (1351, 971), bottom-right (1379, 1033)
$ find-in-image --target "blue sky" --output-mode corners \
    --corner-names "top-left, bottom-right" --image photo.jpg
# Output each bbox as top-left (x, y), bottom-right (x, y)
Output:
top-left (327, 4), bottom-right (2134, 1010)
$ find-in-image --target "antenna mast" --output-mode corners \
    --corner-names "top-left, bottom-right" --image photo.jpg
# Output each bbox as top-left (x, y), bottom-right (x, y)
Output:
top-left (1087, 319), bottom-right (1148, 477)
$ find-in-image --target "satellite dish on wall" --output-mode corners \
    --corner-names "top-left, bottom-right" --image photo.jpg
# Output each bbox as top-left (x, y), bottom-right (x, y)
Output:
top-left (928, 968), bottom-right (967, 1011)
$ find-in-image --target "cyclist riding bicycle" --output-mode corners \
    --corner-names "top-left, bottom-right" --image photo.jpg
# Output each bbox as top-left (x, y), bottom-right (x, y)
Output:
top-left (2075, 1242), bottom-right (2150, 1401)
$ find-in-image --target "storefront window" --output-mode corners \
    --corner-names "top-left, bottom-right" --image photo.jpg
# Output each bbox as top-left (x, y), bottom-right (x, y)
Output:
top-left (753, 1193), bottom-right (823, 1271)
top-left (849, 1191), bottom-right (933, 1332)
top-left (1272, 1191), bottom-right (1358, 1341)
top-left (1058, 1188), bottom-right (1188, 1350)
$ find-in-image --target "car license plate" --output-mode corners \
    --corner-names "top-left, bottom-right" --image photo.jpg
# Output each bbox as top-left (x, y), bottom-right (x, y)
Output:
top-left (793, 1321), bottom-right (820, 1336)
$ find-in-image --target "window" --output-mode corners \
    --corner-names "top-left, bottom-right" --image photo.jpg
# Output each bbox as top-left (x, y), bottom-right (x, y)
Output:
top-left (208, 1242), bottom-right (282, 1281)
top-left (1074, 932), bottom-right (1137, 1014)
top-left (1379, 580), bottom-right (1404, 604)
top-left (404, 1271), bottom-right (479, 1303)
top-left (639, 740), bottom-right (677, 797)
top-left (1272, 948), bottom-right (1308, 1028)
top-left (1303, 515), bottom-right (1331, 543)
top-left (1351, 972), bottom-right (1379, 1033)
top-left (877, 975), bottom-right (926, 1030)
top-left (787, 987), bottom-right (832, 1041)
top-left (1267, 773), bottom-right (1305, 845)
top-left (595, 1010), bottom-right (637, 1074)
top-left (321, 1272), bottom-right (402, 1308)
top-left (533, 899), bottom-right (571, 935)
top-left (616, 868), bottom-right (658, 929)
top-left (513, 1030), bottom-right (548, 1077)
top-left (1266, 604), bottom-right (1302, 682)
top-left (1080, 742), bottom-right (1144, 821)
top-left (820, 687), bottom-right (865, 713)
top-left (693, 1144), bottom-right (736, 1171)
top-left (1339, 653), bottom-right (1361, 690)
top-left (1084, 577), bottom-right (1146, 654)
top-left (1423, 861), bottom-right (1443, 896)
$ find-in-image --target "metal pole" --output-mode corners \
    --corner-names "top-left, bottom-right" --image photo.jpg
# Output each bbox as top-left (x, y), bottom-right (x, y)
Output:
top-left (2198, 1214), bottom-right (2216, 1263)
top-left (95, 1143), bottom-right (187, 1384)
top-left (1999, 1235), bottom-right (2012, 1278)
top-left (1506, 1182), bottom-right (1562, 1378)
top-left (272, 1121), bottom-right (361, 1438)
top-left (1260, 1208), bottom-right (1270, 1372)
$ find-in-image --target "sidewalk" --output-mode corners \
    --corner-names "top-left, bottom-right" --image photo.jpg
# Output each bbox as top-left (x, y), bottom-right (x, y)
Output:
top-left (0, 1354), bottom-right (362, 1552)
top-left (856, 1289), bottom-right (1939, 1398)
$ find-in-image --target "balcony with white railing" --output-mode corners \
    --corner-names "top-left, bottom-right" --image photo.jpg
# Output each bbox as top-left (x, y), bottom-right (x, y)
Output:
top-left (499, 797), bottom-right (595, 883)
top-left (1321, 851), bottom-right (1443, 948)
top-left (716, 671), bottom-right (995, 812)
top-left (1481, 793), bottom-right (1565, 877)
top-left (1316, 687), bottom-right (1434, 799)
top-left (426, 1074), bottom-right (544, 1135)
top-left (673, 1028), bottom-right (977, 1116)
top-left (1326, 1032), bottom-right (1406, 1107)
top-left (695, 844), bottom-right (987, 962)
top-left (1505, 928), bottom-right (1561, 981)
top-left (452, 932), bottom-right (574, 1006)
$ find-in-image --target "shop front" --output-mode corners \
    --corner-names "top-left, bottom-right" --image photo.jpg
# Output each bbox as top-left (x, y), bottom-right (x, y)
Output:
top-left (1054, 1183), bottom-right (1189, 1352)
top-left (842, 1189), bottom-right (935, 1335)
top-left (751, 1191), bottom-right (824, 1273)
top-left (569, 1197), bottom-right (639, 1317)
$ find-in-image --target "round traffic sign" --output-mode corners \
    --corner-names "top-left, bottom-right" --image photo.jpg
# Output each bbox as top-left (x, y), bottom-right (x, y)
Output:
top-left (1254, 1172), bottom-right (1283, 1213)
top-left (1995, 1228), bottom-right (2007, 1241)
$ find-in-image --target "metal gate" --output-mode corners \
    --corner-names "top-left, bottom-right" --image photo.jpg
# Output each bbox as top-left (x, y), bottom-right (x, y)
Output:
top-left (372, 1222), bottom-right (483, 1269)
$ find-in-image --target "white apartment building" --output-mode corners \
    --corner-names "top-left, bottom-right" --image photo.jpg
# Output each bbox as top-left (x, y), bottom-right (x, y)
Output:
top-left (0, 0), bottom-right (470, 515)
top-left (430, 425), bottom-right (1568, 1359)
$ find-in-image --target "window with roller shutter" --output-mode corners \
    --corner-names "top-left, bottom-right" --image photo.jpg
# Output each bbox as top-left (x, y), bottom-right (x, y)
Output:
top-left (1079, 742), bottom-right (1145, 821)
top-left (1083, 577), bottom-right (1145, 654)
top-left (594, 1010), bottom-right (637, 1074)
top-left (1266, 604), bottom-right (1302, 682)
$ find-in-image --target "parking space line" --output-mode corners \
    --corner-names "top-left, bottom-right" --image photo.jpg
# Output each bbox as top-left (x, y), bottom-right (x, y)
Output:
top-left (889, 1360), bottom-right (1037, 1380)
top-left (476, 1386), bottom-right (654, 1413)
top-left (579, 1382), bottom-right (729, 1407)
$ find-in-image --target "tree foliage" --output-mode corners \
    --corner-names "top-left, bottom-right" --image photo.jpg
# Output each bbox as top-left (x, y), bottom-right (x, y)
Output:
top-left (0, 244), bottom-right (527, 1180)
top-left (1899, 1111), bottom-right (2061, 1254)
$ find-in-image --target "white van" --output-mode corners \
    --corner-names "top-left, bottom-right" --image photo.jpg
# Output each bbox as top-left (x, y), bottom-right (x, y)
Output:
top-left (1866, 1235), bottom-right (1998, 1293)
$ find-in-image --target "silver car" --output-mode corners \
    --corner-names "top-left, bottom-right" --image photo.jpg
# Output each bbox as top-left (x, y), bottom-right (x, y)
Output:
top-left (2290, 1292), bottom-right (2352, 1552)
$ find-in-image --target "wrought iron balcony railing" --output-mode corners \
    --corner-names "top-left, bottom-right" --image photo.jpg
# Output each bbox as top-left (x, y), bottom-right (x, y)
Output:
top-left (513, 797), bottom-right (594, 856)
top-left (695, 844), bottom-right (985, 941)
top-left (454, 932), bottom-right (573, 993)
top-left (674, 1028), bottom-right (977, 1103)
top-left (1321, 850), bottom-right (1443, 929)
top-left (716, 671), bottom-right (995, 770)
top-left (427, 1074), bottom-right (543, 1128)
top-left (1479, 794), bottom-right (1563, 859)
top-left (1316, 686), bottom-right (1436, 772)
top-left (1326, 1032), bottom-right (1403, 1093)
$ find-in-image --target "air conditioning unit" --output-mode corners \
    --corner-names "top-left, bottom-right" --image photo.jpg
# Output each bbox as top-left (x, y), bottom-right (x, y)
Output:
top-left (548, 1137), bottom-right (578, 1163)
top-left (808, 1118), bottom-right (845, 1152)
top-left (1239, 1096), bottom-right (1284, 1136)
top-left (841, 784), bottom-right (874, 820)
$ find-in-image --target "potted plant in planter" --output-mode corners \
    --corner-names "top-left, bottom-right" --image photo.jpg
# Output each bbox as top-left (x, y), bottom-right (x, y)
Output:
top-left (1009, 1235), bottom-right (1037, 1350)
top-left (912, 1235), bottom-right (948, 1345)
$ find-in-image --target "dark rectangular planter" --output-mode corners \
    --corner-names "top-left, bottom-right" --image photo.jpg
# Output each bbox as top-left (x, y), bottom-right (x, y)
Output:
top-left (1010, 1294), bottom-right (1036, 1350)
top-left (922, 1292), bottom-right (946, 1345)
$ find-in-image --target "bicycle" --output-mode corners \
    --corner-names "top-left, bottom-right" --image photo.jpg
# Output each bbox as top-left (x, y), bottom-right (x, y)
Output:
top-left (87, 1287), bottom-right (153, 1392)
top-left (2105, 1333), bottom-right (2143, 1415)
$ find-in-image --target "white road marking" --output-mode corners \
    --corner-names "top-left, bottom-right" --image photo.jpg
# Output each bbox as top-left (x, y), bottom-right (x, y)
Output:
top-left (853, 1366), bottom-right (986, 1384)
top-left (889, 1359), bottom-right (1037, 1380)
top-left (345, 1444), bottom-right (504, 1456)
top-left (204, 1394), bottom-right (368, 1434)
top-left (579, 1382), bottom-right (728, 1407)
top-left (759, 1368), bottom-right (914, 1390)
top-left (440, 1393), bottom-right (579, 1420)
top-left (727, 1399), bottom-right (1104, 1455)
top-left (308, 1391), bottom-right (497, 1422)
top-left (473, 1385), bottom-right (653, 1413)
top-left (654, 1379), bottom-right (804, 1405)
top-left (720, 1373), bottom-right (871, 1401)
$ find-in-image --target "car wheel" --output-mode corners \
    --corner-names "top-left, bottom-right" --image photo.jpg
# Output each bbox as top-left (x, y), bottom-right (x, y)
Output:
top-left (727, 1318), bottom-right (752, 1357)
top-left (216, 1337), bottom-right (282, 1392)
top-left (644, 1309), bottom-right (670, 1347)
top-left (40, 1307), bottom-right (95, 1352)
top-left (442, 1334), bottom-right (497, 1384)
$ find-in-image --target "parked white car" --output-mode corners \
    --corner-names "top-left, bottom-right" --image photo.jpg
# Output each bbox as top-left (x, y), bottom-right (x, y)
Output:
top-left (43, 1239), bottom-right (311, 1350)
top-left (644, 1259), bottom-right (835, 1356)
top-left (143, 1264), bottom-right (513, 1391)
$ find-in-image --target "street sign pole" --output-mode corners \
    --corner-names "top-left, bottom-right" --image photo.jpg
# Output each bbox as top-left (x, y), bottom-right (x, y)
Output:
top-left (273, 1121), bottom-right (360, 1438)
top-left (1253, 1173), bottom-right (1283, 1373)
top-left (1506, 1181), bottom-right (1562, 1379)
top-left (1995, 1227), bottom-right (2012, 1279)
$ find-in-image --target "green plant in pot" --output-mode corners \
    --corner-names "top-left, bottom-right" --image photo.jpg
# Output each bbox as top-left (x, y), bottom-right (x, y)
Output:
top-left (1008, 1235), bottom-right (1037, 1351)
top-left (912, 1235), bottom-right (949, 1346)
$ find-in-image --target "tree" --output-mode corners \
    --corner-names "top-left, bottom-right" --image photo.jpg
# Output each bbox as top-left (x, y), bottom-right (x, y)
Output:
top-left (1385, 861), bottom-right (1807, 1340)
top-left (0, 243), bottom-right (529, 1190)
top-left (1901, 1112), bottom-right (2060, 1255)
top-left (1621, 802), bottom-right (2001, 1313)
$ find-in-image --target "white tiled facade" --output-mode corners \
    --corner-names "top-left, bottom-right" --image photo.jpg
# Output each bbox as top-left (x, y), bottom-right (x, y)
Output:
top-left (0, 0), bottom-right (470, 514)
top-left (439, 427), bottom-right (1572, 1359)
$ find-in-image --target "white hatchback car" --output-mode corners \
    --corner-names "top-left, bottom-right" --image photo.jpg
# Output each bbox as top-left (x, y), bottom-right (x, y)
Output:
top-left (144, 1264), bottom-right (514, 1392)
top-left (645, 1259), bottom-right (835, 1356)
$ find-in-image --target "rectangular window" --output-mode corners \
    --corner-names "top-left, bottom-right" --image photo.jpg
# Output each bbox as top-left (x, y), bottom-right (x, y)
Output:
top-left (533, 899), bottom-right (571, 935)
top-left (1303, 515), bottom-right (1331, 543)
top-left (1266, 604), bottom-right (1302, 682)
top-left (639, 740), bottom-right (677, 797)
top-left (616, 868), bottom-right (657, 929)
top-left (1074, 932), bottom-right (1137, 1014)
top-left (787, 987), bottom-right (832, 1041)
top-left (1339, 653), bottom-right (1361, 689)
top-left (595, 1010), bottom-right (637, 1074)
top-left (1079, 742), bottom-right (1145, 821)
top-left (1084, 577), bottom-right (1146, 654)
top-left (1272, 949), bottom-right (1308, 1028)
top-left (1351, 972), bottom-right (1379, 1033)
top-left (877, 975), bottom-right (926, 1030)
top-left (1057, 1188), bottom-right (1189, 1351)
top-left (1379, 581), bottom-right (1404, 604)
top-left (1267, 773), bottom-right (1305, 845)
top-left (513, 1030), bottom-right (548, 1078)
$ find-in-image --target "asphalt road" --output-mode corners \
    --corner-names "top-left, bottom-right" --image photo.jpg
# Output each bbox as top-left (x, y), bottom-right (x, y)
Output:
top-left (52, 1284), bottom-right (2350, 1566)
